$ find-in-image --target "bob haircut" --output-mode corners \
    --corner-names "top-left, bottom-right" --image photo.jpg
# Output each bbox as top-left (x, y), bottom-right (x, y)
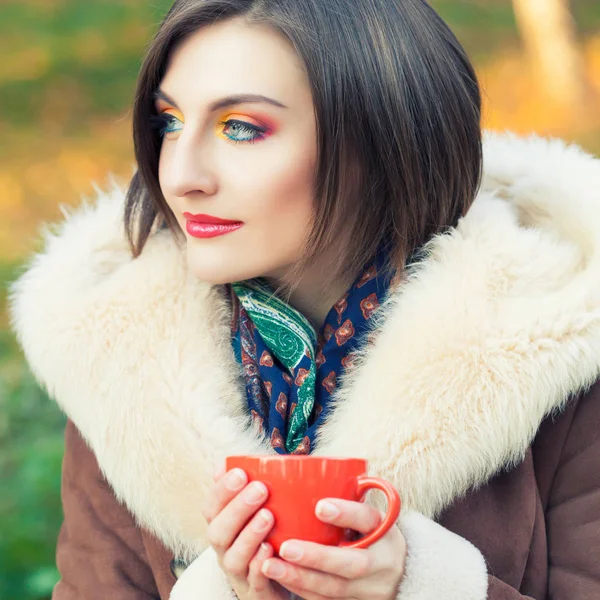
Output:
top-left (125, 0), bottom-right (482, 291)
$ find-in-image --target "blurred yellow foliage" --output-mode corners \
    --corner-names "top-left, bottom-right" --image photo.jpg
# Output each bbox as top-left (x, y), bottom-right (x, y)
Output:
top-left (483, 33), bottom-right (600, 138)
top-left (0, 173), bottom-right (24, 211)
top-left (587, 36), bottom-right (600, 90)
top-left (0, 46), bottom-right (51, 83)
top-left (0, 121), bottom-right (133, 259)
top-left (71, 30), bottom-right (110, 66)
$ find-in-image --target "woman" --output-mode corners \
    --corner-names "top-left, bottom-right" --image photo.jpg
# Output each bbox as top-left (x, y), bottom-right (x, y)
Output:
top-left (10, 0), bottom-right (600, 598)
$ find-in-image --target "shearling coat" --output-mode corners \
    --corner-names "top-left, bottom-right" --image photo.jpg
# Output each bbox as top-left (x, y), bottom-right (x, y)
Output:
top-left (9, 132), bottom-right (600, 600)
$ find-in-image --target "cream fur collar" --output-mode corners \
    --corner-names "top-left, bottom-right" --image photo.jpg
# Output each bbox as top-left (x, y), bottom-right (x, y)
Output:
top-left (10, 132), bottom-right (600, 560)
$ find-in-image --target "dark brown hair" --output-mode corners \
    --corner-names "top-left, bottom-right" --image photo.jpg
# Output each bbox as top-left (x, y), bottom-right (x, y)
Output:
top-left (125, 0), bottom-right (482, 290)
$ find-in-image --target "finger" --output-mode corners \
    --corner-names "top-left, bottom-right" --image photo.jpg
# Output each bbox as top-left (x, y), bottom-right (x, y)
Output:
top-left (222, 508), bottom-right (274, 579)
top-left (279, 583), bottom-right (331, 600)
top-left (262, 559), bottom-right (352, 598)
top-left (248, 542), bottom-right (274, 592)
top-left (213, 462), bottom-right (226, 482)
top-left (207, 481), bottom-right (269, 553)
top-left (315, 498), bottom-right (383, 533)
top-left (201, 468), bottom-right (248, 523)
top-left (278, 539), bottom-right (371, 579)
top-left (283, 576), bottom-right (394, 600)
top-left (279, 585), bottom-right (331, 600)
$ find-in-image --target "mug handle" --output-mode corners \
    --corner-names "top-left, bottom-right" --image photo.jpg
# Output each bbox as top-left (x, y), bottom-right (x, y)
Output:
top-left (340, 476), bottom-right (401, 549)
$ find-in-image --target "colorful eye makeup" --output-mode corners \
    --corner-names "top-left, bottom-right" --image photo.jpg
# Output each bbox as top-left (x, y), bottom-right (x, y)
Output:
top-left (162, 109), bottom-right (184, 135)
top-left (149, 105), bottom-right (184, 138)
top-left (216, 113), bottom-right (273, 144)
top-left (151, 97), bottom-right (275, 144)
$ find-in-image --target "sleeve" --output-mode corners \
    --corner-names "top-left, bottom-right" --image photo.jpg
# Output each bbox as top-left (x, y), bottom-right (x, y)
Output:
top-left (396, 511), bottom-right (536, 600)
top-left (545, 383), bottom-right (600, 598)
top-left (396, 383), bottom-right (600, 600)
top-left (52, 420), bottom-right (160, 600)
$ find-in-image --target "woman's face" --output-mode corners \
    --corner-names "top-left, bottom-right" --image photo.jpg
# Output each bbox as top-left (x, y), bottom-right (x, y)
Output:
top-left (157, 18), bottom-right (317, 284)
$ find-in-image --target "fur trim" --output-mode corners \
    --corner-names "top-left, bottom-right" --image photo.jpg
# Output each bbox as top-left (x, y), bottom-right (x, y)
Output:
top-left (9, 133), bottom-right (600, 565)
top-left (397, 511), bottom-right (488, 600)
top-left (170, 549), bottom-right (235, 600)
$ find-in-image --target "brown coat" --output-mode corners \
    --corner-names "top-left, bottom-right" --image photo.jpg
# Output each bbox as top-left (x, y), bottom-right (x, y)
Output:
top-left (54, 382), bottom-right (600, 600)
top-left (10, 132), bottom-right (600, 600)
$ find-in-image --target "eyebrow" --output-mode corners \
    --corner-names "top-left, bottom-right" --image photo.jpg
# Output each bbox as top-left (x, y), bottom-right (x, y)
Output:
top-left (153, 89), bottom-right (288, 111)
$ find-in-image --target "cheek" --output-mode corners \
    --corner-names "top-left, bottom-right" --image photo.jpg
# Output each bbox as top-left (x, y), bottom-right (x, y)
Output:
top-left (236, 142), bottom-right (316, 244)
top-left (255, 173), bottom-right (312, 269)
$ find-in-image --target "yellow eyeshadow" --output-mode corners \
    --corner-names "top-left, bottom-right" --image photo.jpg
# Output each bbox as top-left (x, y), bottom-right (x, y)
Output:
top-left (215, 113), bottom-right (262, 141)
top-left (219, 113), bottom-right (260, 125)
top-left (162, 107), bottom-right (185, 122)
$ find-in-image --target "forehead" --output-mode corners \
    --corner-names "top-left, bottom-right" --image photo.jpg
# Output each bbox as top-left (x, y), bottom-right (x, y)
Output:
top-left (161, 19), bottom-right (310, 106)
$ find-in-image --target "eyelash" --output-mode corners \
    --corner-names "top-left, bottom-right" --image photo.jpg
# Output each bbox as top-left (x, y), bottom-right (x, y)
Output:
top-left (149, 114), bottom-right (178, 137)
top-left (149, 113), bottom-right (267, 144)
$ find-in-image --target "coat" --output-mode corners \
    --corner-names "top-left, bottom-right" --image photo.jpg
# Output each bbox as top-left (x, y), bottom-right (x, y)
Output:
top-left (9, 132), bottom-right (600, 599)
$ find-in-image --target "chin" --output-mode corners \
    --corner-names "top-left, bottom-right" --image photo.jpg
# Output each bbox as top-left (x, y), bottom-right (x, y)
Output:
top-left (187, 262), bottom-right (241, 285)
top-left (185, 251), bottom-right (261, 285)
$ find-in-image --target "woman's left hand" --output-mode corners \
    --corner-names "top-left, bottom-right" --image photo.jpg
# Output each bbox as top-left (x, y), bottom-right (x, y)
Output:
top-left (261, 498), bottom-right (406, 600)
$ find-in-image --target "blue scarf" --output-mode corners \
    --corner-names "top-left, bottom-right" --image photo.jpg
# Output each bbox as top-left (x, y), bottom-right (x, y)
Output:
top-left (229, 250), bottom-right (395, 454)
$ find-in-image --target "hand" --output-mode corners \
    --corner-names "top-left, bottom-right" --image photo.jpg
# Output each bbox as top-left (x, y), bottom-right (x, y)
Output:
top-left (201, 466), bottom-right (289, 600)
top-left (261, 498), bottom-right (406, 600)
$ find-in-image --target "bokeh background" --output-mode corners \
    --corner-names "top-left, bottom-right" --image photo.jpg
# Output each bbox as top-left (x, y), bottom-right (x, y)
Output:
top-left (1, 1), bottom-right (599, 598)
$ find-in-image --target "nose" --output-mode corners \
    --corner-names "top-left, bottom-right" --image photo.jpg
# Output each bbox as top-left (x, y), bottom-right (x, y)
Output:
top-left (161, 132), bottom-right (218, 199)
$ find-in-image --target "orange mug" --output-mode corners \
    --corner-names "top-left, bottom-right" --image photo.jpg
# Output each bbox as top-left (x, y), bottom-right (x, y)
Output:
top-left (225, 455), bottom-right (401, 554)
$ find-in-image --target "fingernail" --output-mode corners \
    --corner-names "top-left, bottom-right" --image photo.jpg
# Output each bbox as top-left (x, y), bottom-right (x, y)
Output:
top-left (244, 481), bottom-right (267, 504)
top-left (259, 542), bottom-right (271, 556)
top-left (263, 560), bottom-right (285, 578)
top-left (280, 541), bottom-right (303, 561)
top-left (316, 500), bottom-right (340, 520)
top-left (225, 468), bottom-right (247, 491)
top-left (252, 509), bottom-right (273, 532)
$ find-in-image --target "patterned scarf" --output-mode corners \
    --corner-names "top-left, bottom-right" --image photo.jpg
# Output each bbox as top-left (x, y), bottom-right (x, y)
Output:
top-left (229, 251), bottom-right (395, 455)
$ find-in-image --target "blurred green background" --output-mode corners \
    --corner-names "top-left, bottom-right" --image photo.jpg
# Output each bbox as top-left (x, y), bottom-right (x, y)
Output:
top-left (1, 1), bottom-right (599, 598)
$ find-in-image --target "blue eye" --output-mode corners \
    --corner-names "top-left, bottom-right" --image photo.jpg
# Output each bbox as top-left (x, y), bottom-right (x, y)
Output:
top-left (163, 114), bottom-right (183, 134)
top-left (150, 113), bottom-right (183, 138)
top-left (219, 119), bottom-right (267, 144)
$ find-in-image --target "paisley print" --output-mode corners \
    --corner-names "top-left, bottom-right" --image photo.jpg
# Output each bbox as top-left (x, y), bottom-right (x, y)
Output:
top-left (322, 371), bottom-right (337, 393)
top-left (260, 350), bottom-right (274, 367)
top-left (341, 355), bottom-right (355, 369)
top-left (275, 392), bottom-right (288, 419)
top-left (334, 295), bottom-right (348, 325)
top-left (251, 409), bottom-right (264, 433)
top-left (271, 428), bottom-right (285, 450)
top-left (360, 293), bottom-right (379, 320)
top-left (295, 368), bottom-right (310, 386)
top-left (229, 245), bottom-right (396, 454)
top-left (291, 436), bottom-right (311, 455)
top-left (323, 324), bottom-right (335, 342)
top-left (335, 319), bottom-right (355, 346)
top-left (356, 265), bottom-right (377, 288)
top-left (263, 381), bottom-right (272, 399)
top-left (316, 350), bottom-right (326, 367)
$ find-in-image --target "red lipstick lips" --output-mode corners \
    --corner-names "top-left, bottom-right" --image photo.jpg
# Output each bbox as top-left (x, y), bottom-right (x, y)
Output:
top-left (183, 213), bottom-right (244, 239)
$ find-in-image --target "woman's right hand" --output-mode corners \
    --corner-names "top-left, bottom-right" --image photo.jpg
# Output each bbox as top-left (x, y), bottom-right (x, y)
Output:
top-left (201, 466), bottom-right (290, 600)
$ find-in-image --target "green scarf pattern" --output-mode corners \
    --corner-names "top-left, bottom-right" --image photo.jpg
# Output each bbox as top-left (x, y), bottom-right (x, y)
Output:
top-left (231, 280), bottom-right (318, 451)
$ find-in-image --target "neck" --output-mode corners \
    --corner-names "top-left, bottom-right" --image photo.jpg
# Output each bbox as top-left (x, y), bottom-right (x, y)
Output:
top-left (267, 265), bottom-right (357, 330)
